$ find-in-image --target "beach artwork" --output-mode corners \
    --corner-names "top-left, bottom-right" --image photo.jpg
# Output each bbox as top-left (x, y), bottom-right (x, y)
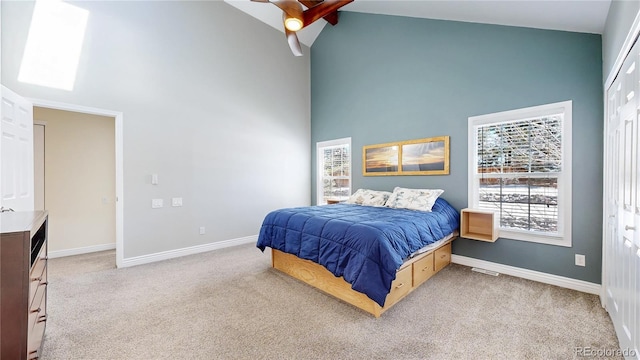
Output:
top-left (363, 144), bottom-right (399, 175)
top-left (400, 137), bottom-right (449, 174)
top-left (363, 136), bottom-right (449, 176)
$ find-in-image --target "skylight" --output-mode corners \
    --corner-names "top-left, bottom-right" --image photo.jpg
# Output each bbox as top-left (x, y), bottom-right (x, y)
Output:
top-left (18, 0), bottom-right (89, 91)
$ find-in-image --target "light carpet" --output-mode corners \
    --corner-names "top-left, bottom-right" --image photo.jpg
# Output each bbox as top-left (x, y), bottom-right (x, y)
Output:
top-left (41, 244), bottom-right (621, 359)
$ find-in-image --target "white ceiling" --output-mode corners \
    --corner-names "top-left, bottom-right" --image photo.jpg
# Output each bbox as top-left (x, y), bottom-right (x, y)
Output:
top-left (224, 0), bottom-right (612, 47)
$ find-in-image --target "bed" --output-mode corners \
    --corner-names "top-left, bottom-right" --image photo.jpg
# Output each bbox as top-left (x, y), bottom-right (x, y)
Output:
top-left (257, 195), bottom-right (460, 317)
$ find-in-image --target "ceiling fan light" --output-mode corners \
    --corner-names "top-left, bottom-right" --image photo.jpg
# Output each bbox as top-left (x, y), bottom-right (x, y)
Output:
top-left (284, 16), bottom-right (303, 31)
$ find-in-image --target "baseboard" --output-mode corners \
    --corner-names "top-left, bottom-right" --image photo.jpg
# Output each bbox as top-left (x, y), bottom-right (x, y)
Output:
top-left (451, 255), bottom-right (601, 295)
top-left (119, 235), bottom-right (258, 268)
top-left (49, 243), bottom-right (116, 259)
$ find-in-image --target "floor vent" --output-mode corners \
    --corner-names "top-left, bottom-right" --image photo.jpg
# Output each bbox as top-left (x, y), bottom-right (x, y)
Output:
top-left (471, 267), bottom-right (500, 276)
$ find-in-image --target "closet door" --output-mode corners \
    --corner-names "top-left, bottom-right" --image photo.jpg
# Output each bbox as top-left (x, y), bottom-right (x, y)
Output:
top-left (633, 46), bottom-right (640, 359)
top-left (605, 75), bottom-right (622, 326)
top-left (626, 44), bottom-right (640, 359)
top-left (605, 39), bottom-right (640, 359)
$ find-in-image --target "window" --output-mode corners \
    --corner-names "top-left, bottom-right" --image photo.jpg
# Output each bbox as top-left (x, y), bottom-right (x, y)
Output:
top-left (317, 138), bottom-right (351, 205)
top-left (18, 0), bottom-right (89, 91)
top-left (468, 101), bottom-right (572, 246)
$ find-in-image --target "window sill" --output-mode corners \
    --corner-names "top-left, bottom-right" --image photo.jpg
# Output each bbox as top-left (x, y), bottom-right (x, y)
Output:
top-left (498, 229), bottom-right (571, 247)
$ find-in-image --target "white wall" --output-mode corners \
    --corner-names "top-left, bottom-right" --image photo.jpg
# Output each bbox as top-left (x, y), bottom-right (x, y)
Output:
top-left (34, 107), bottom-right (115, 253)
top-left (1, 1), bottom-right (311, 259)
top-left (602, 0), bottom-right (640, 80)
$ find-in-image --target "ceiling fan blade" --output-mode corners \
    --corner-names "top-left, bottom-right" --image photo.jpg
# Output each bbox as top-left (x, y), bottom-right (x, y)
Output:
top-left (285, 28), bottom-right (303, 57)
top-left (269, 0), bottom-right (303, 18)
top-left (302, 0), bottom-right (353, 26)
top-left (299, 0), bottom-right (339, 25)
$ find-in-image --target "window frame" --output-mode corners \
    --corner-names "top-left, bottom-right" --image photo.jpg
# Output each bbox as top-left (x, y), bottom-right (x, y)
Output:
top-left (467, 101), bottom-right (572, 247)
top-left (316, 137), bottom-right (352, 205)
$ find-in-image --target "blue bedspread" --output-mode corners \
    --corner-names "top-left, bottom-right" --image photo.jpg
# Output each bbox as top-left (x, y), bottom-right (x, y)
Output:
top-left (256, 197), bottom-right (459, 307)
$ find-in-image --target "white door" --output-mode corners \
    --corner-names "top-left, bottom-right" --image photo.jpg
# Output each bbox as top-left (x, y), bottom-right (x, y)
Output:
top-left (604, 38), bottom-right (640, 359)
top-left (605, 76), bottom-right (622, 325)
top-left (34, 124), bottom-right (45, 211)
top-left (1, 86), bottom-right (34, 211)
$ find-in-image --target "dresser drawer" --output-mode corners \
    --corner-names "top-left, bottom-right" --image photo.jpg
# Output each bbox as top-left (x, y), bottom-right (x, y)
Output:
top-left (28, 279), bottom-right (47, 333)
top-left (434, 243), bottom-right (451, 272)
top-left (384, 265), bottom-right (412, 306)
top-left (413, 252), bottom-right (435, 287)
top-left (27, 279), bottom-right (47, 360)
top-left (29, 250), bottom-right (47, 298)
top-left (27, 317), bottom-right (46, 360)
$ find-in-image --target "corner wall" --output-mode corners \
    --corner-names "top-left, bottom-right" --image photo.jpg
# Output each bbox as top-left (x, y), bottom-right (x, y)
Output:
top-left (311, 12), bottom-right (603, 283)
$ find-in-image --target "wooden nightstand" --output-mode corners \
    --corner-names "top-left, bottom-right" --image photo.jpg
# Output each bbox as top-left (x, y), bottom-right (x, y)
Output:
top-left (326, 199), bottom-right (342, 204)
top-left (460, 208), bottom-right (499, 242)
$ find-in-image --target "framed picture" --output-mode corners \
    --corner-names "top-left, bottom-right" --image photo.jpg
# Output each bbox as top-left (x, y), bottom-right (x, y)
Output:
top-left (400, 136), bottom-right (449, 175)
top-left (363, 136), bottom-right (449, 176)
top-left (362, 142), bottom-right (399, 176)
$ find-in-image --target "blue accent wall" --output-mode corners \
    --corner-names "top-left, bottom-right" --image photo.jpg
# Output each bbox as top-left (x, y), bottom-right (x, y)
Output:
top-left (311, 12), bottom-right (603, 283)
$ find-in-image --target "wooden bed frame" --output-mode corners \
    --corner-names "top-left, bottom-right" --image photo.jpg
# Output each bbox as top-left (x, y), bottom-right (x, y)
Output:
top-left (271, 232), bottom-right (458, 317)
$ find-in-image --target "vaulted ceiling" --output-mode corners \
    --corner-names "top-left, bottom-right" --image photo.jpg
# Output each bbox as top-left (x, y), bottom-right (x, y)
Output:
top-left (225, 0), bottom-right (612, 47)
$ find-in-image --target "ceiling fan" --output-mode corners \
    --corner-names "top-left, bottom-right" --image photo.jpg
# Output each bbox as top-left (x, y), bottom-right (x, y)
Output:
top-left (250, 0), bottom-right (354, 56)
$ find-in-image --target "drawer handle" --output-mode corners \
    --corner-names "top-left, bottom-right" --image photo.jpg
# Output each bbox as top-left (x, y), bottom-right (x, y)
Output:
top-left (31, 276), bottom-right (42, 282)
top-left (422, 266), bottom-right (430, 272)
top-left (28, 350), bottom-right (38, 359)
top-left (440, 254), bottom-right (447, 259)
top-left (30, 307), bottom-right (41, 314)
top-left (395, 283), bottom-right (405, 289)
top-left (38, 315), bottom-right (47, 323)
top-left (625, 225), bottom-right (636, 231)
top-left (40, 281), bottom-right (48, 286)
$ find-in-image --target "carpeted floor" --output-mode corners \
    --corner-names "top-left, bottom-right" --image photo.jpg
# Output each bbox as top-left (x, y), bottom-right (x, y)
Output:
top-left (42, 244), bottom-right (621, 359)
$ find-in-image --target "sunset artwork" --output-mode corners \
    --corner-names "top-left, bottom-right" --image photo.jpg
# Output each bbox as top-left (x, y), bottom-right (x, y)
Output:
top-left (401, 141), bottom-right (446, 171)
top-left (363, 136), bottom-right (450, 176)
top-left (364, 146), bottom-right (399, 173)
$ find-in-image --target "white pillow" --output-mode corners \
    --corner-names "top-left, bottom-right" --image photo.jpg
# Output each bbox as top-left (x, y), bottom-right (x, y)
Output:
top-left (345, 189), bottom-right (392, 207)
top-left (385, 187), bottom-right (444, 212)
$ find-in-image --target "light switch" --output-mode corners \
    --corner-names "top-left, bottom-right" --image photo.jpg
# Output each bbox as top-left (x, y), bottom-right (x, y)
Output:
top-left (152, 199), bottom-right (163, 208)
top-left (172, 197), bottom-right (183, 207)
top-left (151, 174), bottom-right (158, 185)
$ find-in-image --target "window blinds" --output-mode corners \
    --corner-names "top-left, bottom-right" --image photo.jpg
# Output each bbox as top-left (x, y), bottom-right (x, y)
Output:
top-left (475, 115), bottom-right (563, 233)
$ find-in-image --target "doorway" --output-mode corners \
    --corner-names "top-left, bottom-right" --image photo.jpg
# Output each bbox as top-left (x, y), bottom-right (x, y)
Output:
top-left (30, 99), bottom-right (124, 268)
top-left (33, 108), bottom-right (116, 262)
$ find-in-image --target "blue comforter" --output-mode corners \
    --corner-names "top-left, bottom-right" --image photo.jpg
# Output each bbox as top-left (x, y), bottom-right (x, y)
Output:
top-left (256, 197), bottom-right (459, 307)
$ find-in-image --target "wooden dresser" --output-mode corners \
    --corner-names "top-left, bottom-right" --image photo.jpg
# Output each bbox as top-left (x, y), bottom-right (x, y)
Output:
top-left (0, 211), bottom-right (49, 360)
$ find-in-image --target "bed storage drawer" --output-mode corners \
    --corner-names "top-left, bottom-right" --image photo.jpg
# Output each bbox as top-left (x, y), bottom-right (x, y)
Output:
top-left (384, 265), bottom-right (412, 306)
top-left (434, 243), bottom-right (451, 272)
top-left (412, 252), bottom-right (435, 287)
